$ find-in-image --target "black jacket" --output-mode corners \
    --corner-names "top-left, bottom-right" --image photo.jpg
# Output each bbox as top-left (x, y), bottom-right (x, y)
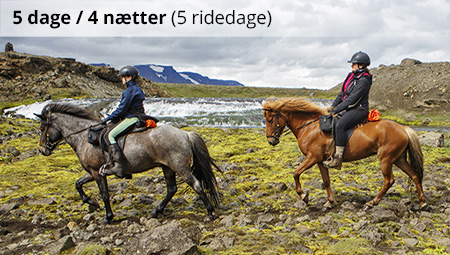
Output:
top-left (332, 70), bottom-right (372, 113)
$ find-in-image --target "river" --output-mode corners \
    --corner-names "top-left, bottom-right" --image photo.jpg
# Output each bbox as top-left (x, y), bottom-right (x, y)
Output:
top-left (3, 97), bottom-right (449, 132)
top-left (3, 97), bottom-right (330, 128)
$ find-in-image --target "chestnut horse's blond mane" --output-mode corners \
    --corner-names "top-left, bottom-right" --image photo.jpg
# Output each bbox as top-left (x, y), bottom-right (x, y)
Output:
top-left (262, 97), bottom-right (327, 116)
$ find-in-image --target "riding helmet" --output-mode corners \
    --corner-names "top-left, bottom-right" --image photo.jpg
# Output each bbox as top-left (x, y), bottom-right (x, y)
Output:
top-left (118, 65), bottom-right (139, 79)
top-left (348, 51), bottom-right (371, 66)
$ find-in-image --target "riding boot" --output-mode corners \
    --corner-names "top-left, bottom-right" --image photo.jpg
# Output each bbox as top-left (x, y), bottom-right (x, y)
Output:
top-left (104, 144), bottom-right (125, 178)
top-left (325, 146), bottom-right (345, 170)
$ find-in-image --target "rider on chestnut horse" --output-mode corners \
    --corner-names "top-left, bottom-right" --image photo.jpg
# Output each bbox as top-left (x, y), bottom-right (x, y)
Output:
top-left (325, 51), bottom-right (373, 170)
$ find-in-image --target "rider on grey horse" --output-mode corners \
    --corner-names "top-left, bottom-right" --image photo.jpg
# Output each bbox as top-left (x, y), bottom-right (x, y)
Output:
top-left (101, 65), bottom-right (147, 178)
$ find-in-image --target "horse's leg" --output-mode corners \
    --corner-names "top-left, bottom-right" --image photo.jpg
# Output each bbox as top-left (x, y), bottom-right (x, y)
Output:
top-left (366, 158), bottom-right (395, 209)
top-left (75, 173), bottom-right (100, 208)
top-left (317, 162), bottom-right (335, 209)
top-left (293, 154), bottom-right (320, 203)
top-left (93, 174), bottom-right (114, 224)
top-left (151, 166), bottom-right (177, 218)
top-left (179, 168), bottom-right (215, 220)
top-left (394, 156), bottom-right (427, 208)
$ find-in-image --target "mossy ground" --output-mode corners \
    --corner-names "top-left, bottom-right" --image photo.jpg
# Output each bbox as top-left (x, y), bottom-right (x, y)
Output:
top-left (0, 119), bottom-right (449, 254)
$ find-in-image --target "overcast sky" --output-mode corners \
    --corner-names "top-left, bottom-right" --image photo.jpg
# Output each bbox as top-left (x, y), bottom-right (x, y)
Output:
top-left (1, 0), bottom-right (450, 89)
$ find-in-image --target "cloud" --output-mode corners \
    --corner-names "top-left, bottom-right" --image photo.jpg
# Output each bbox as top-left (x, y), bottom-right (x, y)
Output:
top-left (1, 0), bottom-right (449, 89)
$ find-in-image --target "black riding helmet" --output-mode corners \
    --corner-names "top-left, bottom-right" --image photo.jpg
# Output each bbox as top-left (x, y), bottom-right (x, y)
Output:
top-left (118, 65), bottom-right (139, 80)
top-left (348, 51), bottom-right (370, 66)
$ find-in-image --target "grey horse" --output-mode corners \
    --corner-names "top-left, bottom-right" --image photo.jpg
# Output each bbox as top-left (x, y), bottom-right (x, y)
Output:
top-left (35, 103), bottom-right (220, 223)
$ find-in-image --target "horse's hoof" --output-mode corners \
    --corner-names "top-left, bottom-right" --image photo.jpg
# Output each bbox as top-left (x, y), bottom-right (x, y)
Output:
top-left (363, 204), bottom-right (373, 211)
top-left (101, 218), bottom-right (112, 224)
top-left (321, 206), bottom-right (331, 212)
top-left (151, 209), bottom-right (163, 218)
top-left (420, 202), bottom-right (428, 210)
top-left (322, 201), bottom-right (334, 212)
top-left (205, 213), bottom-right (217, 222)
top-left (90, 198), bottom-right (100, 208)
top-left (301, 193), bottom-right (309, 204)
top-left (364, 201), bottom-right (375, 211)
top-left (88, 204), bottom-right (99, 213)
top-left (205, 215), bottom-right (215, 222)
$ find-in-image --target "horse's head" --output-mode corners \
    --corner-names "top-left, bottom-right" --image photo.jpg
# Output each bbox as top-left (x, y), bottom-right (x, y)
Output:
top-left (34, 111), bottom-right (63, 156)
top-left (34, 103), bottom-right (100, 155)
top-left (263, 109), bottom-right (288, 146)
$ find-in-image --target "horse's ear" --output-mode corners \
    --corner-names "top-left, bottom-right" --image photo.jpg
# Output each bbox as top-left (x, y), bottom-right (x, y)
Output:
top-left (34, 113), bottom-right (44, 119)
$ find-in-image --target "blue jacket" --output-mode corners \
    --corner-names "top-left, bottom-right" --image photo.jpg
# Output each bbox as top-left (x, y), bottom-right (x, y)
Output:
top-left (103, 80), bottom-right (145, 122)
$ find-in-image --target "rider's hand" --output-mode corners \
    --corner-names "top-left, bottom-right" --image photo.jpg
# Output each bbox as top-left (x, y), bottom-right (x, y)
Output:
top-left (326, 106), bottom-right (334, 114)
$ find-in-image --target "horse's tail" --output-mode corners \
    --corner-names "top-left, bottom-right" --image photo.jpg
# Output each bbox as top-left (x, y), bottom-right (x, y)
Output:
top-left (188, 132), bottom-right (221, 206)
top-left (405, 126), bottom-right (424, 183)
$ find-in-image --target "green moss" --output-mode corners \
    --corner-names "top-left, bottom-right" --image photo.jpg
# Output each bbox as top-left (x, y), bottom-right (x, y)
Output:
top-left (0, 118), bottom-right (39, 135)
top-left (0, 99), bottom-right (39, 110)
top-left (152, 82), bottom-right (335, 99)
top-left (325, 238), bottom-right (372, 254)
top-left (76, 244), bottom-right (110, 255)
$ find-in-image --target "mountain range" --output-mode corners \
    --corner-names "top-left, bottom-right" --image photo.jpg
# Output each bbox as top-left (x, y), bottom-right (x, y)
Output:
top-left (91, 63), bottom-right (244, 86)
top-left (135, 64), bottom-right (244, 86)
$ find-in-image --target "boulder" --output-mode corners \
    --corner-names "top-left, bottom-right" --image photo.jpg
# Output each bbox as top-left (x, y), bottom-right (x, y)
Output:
top-left (45, 236), bottom-right (75, 255)
top-left (0, 202), bottom-right (21, 214)
top-left (419, 132), bottom-right (444, 147)
top-left (439, 190), bottom-right (450, 204)
top-left (400, 58), bottom-right (422, 66)
top-left (5, 42), bottom-right (14, 52)
top-left (403, 113), bottom-right (417, 122)
top-left (125, 221), bottom-right (200, 255)
top-left (371, 207), bottom-right (399, 223)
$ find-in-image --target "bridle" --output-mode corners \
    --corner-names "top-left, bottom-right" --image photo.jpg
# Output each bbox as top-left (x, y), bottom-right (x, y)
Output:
top-left (38, 111), bottom-right (99, 152)
top-left (263, 109), bottom-right (286, 141)
top-left (263, 109), bottom-right (320, 141)
top-left (39, 111), bottom-right (58, 151)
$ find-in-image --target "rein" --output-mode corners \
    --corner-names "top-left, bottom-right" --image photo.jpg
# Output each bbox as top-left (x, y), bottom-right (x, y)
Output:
top-left (263, 109), bottom-right (319, 139)
top-left (282, 118), bottom-right (319, 137)
top-left (39, 111), bottom-right (102, 151)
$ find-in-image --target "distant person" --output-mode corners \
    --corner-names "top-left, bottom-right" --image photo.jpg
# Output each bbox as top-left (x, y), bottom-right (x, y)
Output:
top-left (324, 51), bottom-right (373, 169)
top-left (100, 65), bottom-right (146, 178)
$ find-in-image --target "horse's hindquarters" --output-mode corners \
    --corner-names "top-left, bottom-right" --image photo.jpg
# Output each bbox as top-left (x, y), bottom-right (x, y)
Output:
top-left (122, 126), bottom-right (192, 172)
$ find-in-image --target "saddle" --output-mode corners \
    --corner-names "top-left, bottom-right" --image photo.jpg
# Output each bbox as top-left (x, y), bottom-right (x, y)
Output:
top-left (319, 114), bottom-right (360, 148)
top-left (87, 117), bottom-right (158, 151)
top-left (319, 109), bottom-right (380, 145)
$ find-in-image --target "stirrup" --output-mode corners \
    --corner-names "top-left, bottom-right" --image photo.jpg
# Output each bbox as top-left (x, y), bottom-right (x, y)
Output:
top-left (325, 156), bottom-right (342, 170)
top-left (99, 164), bottom-right (125, 178)
top-left (323, 155), bottom-right (333, 165)
top-left (99, 163), bottom-right (111, 176)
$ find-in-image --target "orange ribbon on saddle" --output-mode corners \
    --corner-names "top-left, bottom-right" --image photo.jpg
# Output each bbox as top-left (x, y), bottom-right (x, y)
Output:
top-left (368, 109), bottom-right (380, 121)
top-left (145, 119), bottom-right (158, 128)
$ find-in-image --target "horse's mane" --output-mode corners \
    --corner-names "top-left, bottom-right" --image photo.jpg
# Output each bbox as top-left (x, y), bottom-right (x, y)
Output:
top-left (42, 103), bottom-right (100, 121)
top-left (262, 97), bottom-right (327, 116)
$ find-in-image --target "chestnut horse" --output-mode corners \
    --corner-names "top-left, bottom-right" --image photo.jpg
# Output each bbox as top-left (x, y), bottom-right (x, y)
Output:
top-left (35, 103), bottom-right (220, 223)
top-left (262, 98), bottom-right (426, 210)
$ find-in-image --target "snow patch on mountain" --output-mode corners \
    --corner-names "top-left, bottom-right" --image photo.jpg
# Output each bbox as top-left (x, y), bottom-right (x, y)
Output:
top-left (135, 64), bottom-right (243, 86)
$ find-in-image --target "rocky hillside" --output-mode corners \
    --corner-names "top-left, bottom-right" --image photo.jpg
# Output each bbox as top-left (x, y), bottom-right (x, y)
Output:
top-left (0, 51), bottom-right (168, 103)
top-left (370, 58), bottom-right (450, 114)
